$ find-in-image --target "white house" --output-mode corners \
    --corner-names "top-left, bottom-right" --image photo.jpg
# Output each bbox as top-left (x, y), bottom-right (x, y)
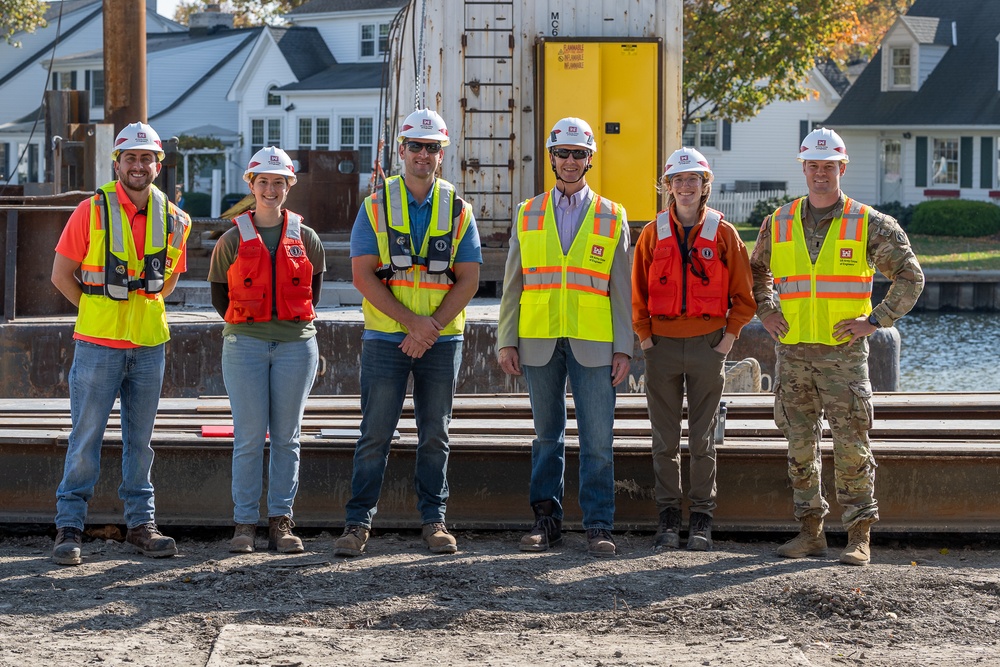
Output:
top-left (227, 0), bottom-right (406, 185)
top-left (0, 0), bottom-right (184, 184)
top-left (681, 61), bottom-right (850, 221)
top-left (824, 0), bottom-right (1000, 207)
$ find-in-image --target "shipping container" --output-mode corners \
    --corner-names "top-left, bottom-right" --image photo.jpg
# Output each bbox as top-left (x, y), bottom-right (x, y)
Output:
top-left (380, 0), bottom-right (683, 244)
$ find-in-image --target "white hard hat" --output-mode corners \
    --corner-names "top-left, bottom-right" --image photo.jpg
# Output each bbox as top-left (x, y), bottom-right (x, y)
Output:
top-left (112, 122), bottom-right (164, 161)
top-left (546, 117), bottom-right (597, 153)
top-left (243, 146), bottom-right (297, 185)
top-left (798, 127), bottom-right (849, 163)
top-left (663, 147), bottom-right (713, 182)
top-left (397, 108), bottom-right (450, 146)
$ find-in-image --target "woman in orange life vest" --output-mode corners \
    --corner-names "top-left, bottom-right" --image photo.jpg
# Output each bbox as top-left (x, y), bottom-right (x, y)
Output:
top-left (207, 146), bottom-right (326, 554)
top-left (631, 147), bottom-right (755, 552)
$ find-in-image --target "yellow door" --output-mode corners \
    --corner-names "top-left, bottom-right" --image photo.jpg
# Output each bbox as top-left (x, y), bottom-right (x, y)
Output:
top-left (539, 38), bottom-right (661, 222)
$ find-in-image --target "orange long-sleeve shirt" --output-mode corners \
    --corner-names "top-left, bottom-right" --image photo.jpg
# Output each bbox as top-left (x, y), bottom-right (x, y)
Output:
top-left (631, 206), bottom-right (755, 341)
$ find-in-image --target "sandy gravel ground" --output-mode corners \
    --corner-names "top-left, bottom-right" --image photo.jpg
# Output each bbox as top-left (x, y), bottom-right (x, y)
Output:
top-left (1, 527), bottom-right (998, 666)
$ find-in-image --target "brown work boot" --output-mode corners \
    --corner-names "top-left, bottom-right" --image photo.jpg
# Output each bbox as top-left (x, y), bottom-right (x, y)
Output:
top-left (687, 511), bottom-right (713, 551)
top-left (268, 516), bottom-right (304, 553)
top-left (422, 522), bottom-right (458, 554)
top-left (586, 528), bottom-right (617, 556)
top-left (519, 501), bottom-right (563, 552)
top-left (125, 522), bottom-right (178, 558)
top-left (229, 524), bottom-right (256, 553)
top-left (840, 519), bottom-right (873, 566)
top-left (334, 524), bottom-right (370, 557)
top-left (776, 515), bottom-right (827, 558)
top-left (653, 507), bottom-right (681, 551)
top-left (52, 526), bottom-right (83, 566)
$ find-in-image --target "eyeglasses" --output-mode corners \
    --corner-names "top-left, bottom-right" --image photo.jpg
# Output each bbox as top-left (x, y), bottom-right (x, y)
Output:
top-left (550, 148), bottom-right (590, 160)
top-left (404, 141), bottom-right (443, 154)
top-left (670, 176), bottom-right (703, 188)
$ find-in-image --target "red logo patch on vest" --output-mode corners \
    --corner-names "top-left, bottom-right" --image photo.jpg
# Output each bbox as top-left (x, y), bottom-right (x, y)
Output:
top-left (591, 245), bottom-right (604, 257)
top-left (841, 248), bottom-right (853, 259)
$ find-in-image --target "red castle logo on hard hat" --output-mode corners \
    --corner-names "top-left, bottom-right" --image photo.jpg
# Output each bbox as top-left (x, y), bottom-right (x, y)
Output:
top-left (679, 155), bottom-right (690, 164)
top-left (569, 126), bottom-right (578, 133)
top-left (817, 139), bottom-right (827, 149)
top-left (421, 119), bottom-right (433, 129)
top-left (269, 155), bottom-right (281, 165)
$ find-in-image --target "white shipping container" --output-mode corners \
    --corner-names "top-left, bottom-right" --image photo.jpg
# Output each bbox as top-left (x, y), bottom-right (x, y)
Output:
top-left (380, 0), bottom-right (683, 242)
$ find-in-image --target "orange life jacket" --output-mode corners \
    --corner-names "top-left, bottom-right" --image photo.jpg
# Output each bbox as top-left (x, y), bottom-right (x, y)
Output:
top-left (224, 211), bottom-right (315, 324)
top-left (646, 207), bottom-right (729, 319)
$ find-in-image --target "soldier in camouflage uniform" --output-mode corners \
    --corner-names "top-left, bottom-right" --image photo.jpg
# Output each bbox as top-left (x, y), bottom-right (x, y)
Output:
top-left (749, 128), bottom-right (924, 566)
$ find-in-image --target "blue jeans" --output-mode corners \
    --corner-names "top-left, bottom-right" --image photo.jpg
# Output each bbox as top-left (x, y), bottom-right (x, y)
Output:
top-left (223, 334), bottom-right (319, 524)
top-left (55, 340), bottom-right (166, 530)
top-left (345, 339), bottom-right (462, 527)
top-left (523, 339), bottom-right (616, 530)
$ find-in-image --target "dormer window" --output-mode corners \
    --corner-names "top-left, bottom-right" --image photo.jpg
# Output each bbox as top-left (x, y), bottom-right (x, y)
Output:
top-left (890, 47), bottom-right (912, 87)
top-left (361, 22), bottom-right (390, 58)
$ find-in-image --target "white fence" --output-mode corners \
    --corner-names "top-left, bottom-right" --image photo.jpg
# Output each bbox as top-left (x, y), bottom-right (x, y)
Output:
top-left (712, 189), bottom-right (787, 223)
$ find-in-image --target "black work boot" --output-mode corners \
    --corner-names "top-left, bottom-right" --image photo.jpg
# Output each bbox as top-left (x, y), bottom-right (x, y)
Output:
top-left (653, 507), bottom-right (682, 551)
top-left (52, 526), bottom-right (83, 566)
top-left (125, 522), bottom-right (177, 558)
top-left (687, 511), bottom-right (714, 551)
top-left (519, 500), bottom-right (563, 552)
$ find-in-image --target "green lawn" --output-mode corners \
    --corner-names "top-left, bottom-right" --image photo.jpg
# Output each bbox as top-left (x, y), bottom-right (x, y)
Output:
top-left (734, 224), bottom-right (1000, 271)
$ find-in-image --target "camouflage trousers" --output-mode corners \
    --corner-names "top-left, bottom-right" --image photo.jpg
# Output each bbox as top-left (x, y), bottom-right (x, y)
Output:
top-left (773, 340), bottom-right (879, 528)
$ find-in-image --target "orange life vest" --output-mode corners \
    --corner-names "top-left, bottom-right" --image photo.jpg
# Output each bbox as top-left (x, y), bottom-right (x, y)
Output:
top-left (224, 211), bottom-right (315, 324)
top-left (646, 207), bottom-right (729, 319)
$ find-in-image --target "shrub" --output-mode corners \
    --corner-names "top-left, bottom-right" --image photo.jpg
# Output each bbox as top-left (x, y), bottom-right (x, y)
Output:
top-left (746, 193), bottom-right (796, 227)
top-left (909, 200), bottom-right (1000, 237)
top-left (876, 201), bottom-right (915, 228)
top-left (180, 191), bottom-right (211, 217)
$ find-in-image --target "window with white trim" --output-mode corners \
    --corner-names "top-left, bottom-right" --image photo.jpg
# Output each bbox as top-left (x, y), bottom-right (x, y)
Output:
top-left (51, 71), bottom-right (76, 90)
top-left (250, 118), bottom-right (282, 154)
top-left (682, 119), bottom-right (718, 149)
top-left (16, 142), bottom-right (40, 183)
top-left (87, 69), bottom-right (104, 107)
top-left (0, 143), bottom-right (7, 181)
top-left (931, 138), bottom-right (958, 185)
top-left (360, 22), bottom-right (390, 58)
top-left (266, 85), bottom-right (282, 106)
top-left (340, 116), bottom-right (375, 171)
top-left (890, 47), bottom-right (912, 88)
top-left (298, 117), bottom-right (330, 150)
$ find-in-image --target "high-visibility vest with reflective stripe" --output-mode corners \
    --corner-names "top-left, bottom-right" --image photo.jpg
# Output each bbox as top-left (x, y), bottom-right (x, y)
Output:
top-left (224, 211), bottom-right (316, 324)
top-left (76, 182), bottom-right (191, 346)
top-left (770, 196), bottom-right (874, 345)
top-left (361, 176), bottom-right (472, 335)
top-left (516, 191), bottom-right (622, 342)
top-left (647, 207), bottom-right (729, 318)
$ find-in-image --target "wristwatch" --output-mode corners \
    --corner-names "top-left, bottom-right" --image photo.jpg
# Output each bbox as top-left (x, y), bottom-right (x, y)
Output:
top-left (868, 312), bottom-right (881, 328)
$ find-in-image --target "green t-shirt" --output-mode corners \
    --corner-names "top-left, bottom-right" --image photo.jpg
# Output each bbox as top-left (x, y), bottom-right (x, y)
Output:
top-left (207, 215), bottom-right (327, 342)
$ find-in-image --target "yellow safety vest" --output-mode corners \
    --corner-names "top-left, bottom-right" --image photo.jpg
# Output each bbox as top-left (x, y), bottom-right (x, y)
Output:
top-left (76, 182), bottom-right (191, 346)
top-left (516, 191), bottom-right (622, 341)
top-left (770, 196), bottom-right (874, 345)
top-left (361, 175), bottom-right (473, 335)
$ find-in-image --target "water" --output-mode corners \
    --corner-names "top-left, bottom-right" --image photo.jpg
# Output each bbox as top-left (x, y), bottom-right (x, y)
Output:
top-left (895, 312), bottom-right (1000, 392)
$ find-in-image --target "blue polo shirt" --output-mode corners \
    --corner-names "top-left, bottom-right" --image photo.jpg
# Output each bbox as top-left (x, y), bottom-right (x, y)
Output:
top-left (350, 179), bottom-right (482, 342)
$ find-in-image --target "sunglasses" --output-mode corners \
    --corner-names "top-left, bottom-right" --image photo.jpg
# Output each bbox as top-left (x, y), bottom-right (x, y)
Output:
top-left (404, 141), bottom-right (443, 154)
top-left (550, 148), bottom-right (590, 160)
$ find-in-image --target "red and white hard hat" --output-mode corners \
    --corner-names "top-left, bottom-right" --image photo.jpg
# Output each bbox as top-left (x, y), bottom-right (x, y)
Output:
top-left (243, 146), bottom-right (297, 185)
top-left (798, 127), bottom-right (849, 163)
top-left (545, 117), bottom-right (597, 153)
top-left (663, 147), bottom-right (714, 182)
top-left (397, 108), bottom-right (450, 146)
top-left (112, 122), bottom-right (164, 161)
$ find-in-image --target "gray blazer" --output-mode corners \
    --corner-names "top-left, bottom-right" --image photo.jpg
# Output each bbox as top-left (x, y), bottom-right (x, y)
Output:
top-left (497, 188), bottom-right (633, 368)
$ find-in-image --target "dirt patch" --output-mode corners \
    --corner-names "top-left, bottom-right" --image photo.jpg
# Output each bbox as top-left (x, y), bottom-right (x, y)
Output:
top-left (1, 527), bottom-right (999, 666)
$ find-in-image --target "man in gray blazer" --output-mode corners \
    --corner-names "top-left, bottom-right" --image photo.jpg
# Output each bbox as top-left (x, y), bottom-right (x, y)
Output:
top-left (497, 117), bottom-right (632, 556)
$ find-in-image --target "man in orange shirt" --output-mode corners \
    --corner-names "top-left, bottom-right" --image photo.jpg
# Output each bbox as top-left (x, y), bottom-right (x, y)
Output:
top-left (50, 122), bottom-right (191, 565)
top-left (631, 147), bottom-right (755, 551)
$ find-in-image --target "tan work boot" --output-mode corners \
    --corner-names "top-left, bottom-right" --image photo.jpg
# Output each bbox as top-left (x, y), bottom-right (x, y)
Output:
top-left (840, 519), bottom-right (873, 566)
top-left (776, 515), bottom-right (827, 558)
top-left (334, 525), bottom-right (370, 557)
top-left (519, 500), bottom-right (563, 552)
top-left (268, 516), bottom-right (304, 553)
top-left (229, 524), bottom-right (256, 553)
top-left (422, 522), bottom-right (458, 554)
top-left (126, 523), bottom-right (178, 558)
